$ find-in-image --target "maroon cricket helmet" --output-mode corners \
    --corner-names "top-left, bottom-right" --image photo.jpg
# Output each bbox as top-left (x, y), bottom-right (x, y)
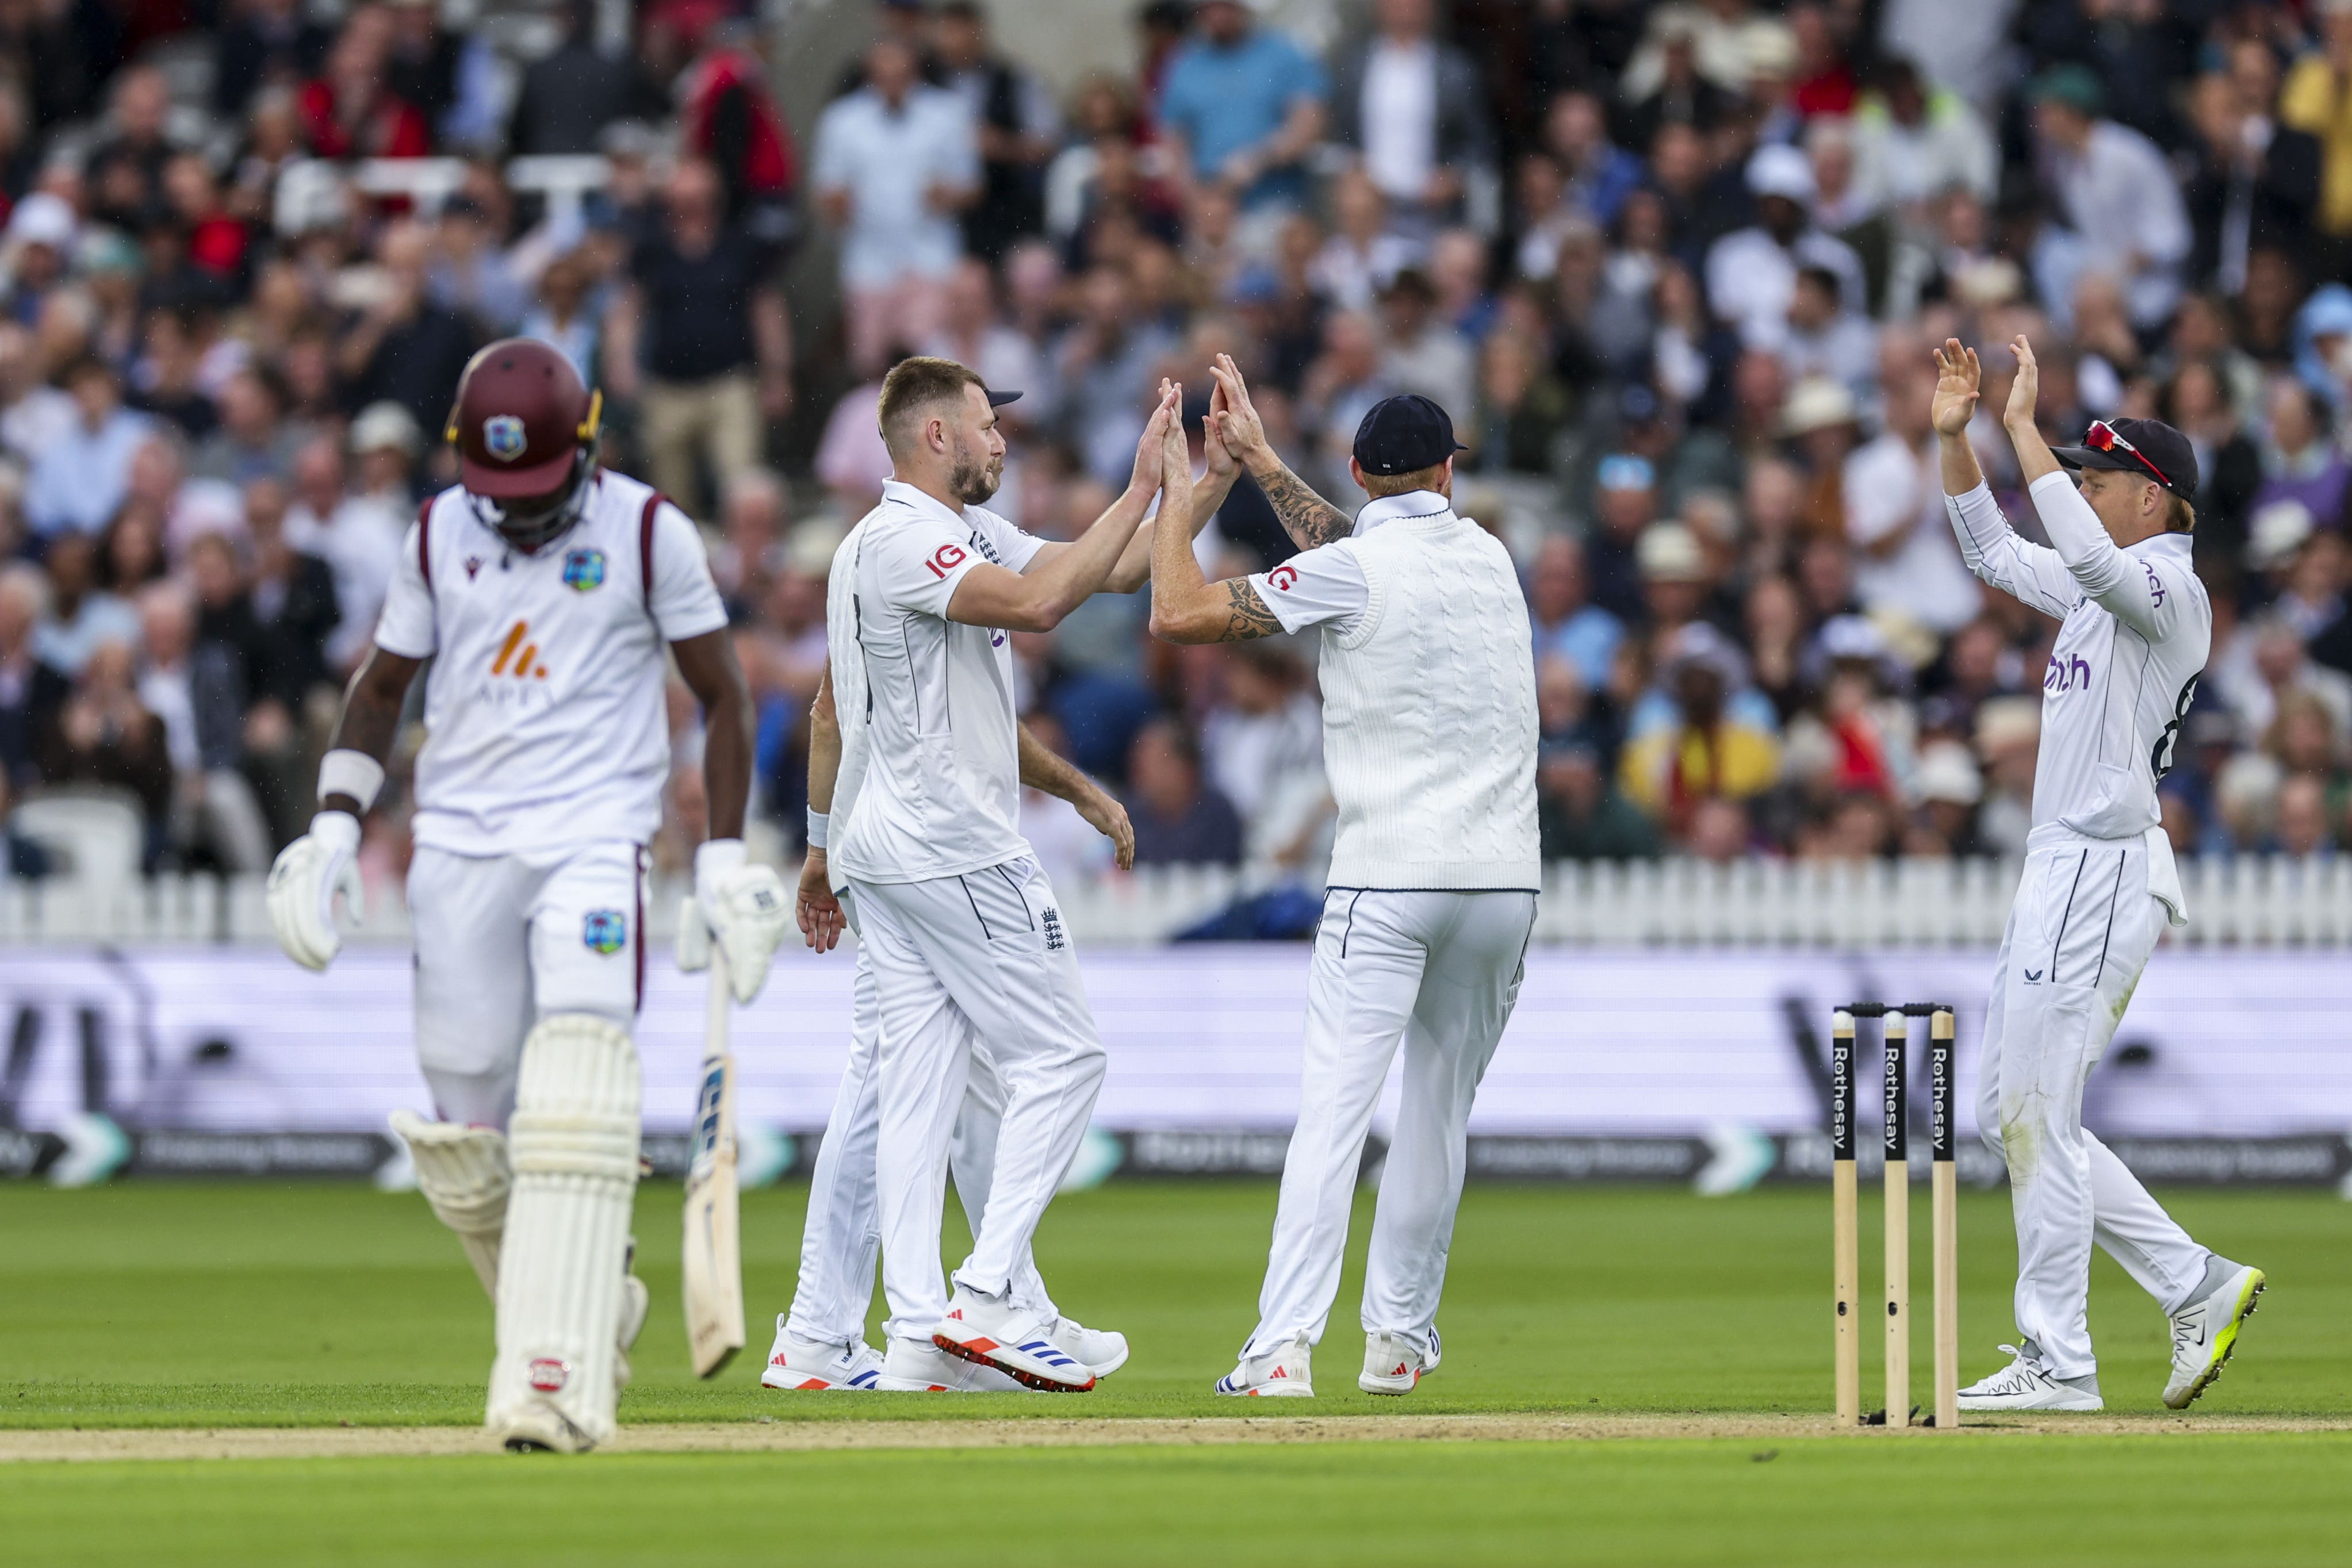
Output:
top-left (445, 339), bottom-right (602, 501)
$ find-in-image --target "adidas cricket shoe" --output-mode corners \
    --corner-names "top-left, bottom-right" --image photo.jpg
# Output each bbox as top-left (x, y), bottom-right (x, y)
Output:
top-left (760, 1320), bottom-right (884, 1391)
top-left (1046, 1314), bottom-right (1129, 1379)
top-left (932, 1285), bottom-right (1097, 1391)
top-left (1359, 1326), bottom-right (1441, 1395)
top-left (2163, 1260), bottom-right (2265, 1410)
top-left (1956, 1341), bottom-right (2103, 1412)
top-left (876, 1336), bottom-right (1024, 1392)
top-left (1215, 1334), bottom-right (1314, 1397)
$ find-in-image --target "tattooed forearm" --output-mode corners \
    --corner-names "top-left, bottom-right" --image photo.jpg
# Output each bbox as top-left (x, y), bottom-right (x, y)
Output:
top-left (1256, 463), bottom-right (1353, 550)
top-left (1220, 578), bottom-right (1284, 641)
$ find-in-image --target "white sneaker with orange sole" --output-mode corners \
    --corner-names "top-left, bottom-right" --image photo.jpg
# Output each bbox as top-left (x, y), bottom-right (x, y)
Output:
top-left (1359, 1326), bottom-right (1441, 1395)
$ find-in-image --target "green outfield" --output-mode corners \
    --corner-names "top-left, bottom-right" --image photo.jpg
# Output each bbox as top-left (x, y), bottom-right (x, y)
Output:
top-left (3, 1179), bottom-right (2348, 1563)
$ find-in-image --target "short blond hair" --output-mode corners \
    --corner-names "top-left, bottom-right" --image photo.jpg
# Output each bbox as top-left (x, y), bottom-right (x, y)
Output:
top-left (1361, 459), bottom-right (1450, 498)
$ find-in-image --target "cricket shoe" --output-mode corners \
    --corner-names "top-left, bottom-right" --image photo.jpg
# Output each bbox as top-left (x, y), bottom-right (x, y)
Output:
top-left (876, 1336), bottom-right (1024, 1393)
top-left (760, 1319), bottom-right (883, 1391)
top-left (1046, 1314), bottom-right (1129, 1379)
top-left (1956, 1341), bottom-right (2102, 1412)
top-left (2163, 1259), bottom-right (2265, 1410)
top-left (1359, 1326), bottom-right (1441, 1396)
top-left (932, 1285), bottom-right (1097, 1391)
top-left (1215, 1334), bottom-right (1314, 1397)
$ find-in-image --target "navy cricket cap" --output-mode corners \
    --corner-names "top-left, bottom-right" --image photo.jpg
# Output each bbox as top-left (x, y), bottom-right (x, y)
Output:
top-left (1351, 393), bottom-right (1467, 477)
top-left (985, 388), bottom-right (1022, 407)
top-left (2050, 417), bottom-right (2197, 500)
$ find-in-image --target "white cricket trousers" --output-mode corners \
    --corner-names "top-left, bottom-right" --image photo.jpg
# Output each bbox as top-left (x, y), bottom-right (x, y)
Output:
top-left (1981, 829), bottom-right (2209, 1379)
top-left (784, 941), bottom-right (1059, 1348)
top-left (848, 855), bottom-right (1105, 1343)
top-left (1246, 888), bottom-right (1537, 1356)
top-left (406, 841), bottom-right (645, 1128)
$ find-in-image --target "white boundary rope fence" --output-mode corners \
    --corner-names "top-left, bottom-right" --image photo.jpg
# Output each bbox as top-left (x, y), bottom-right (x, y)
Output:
top-left (6, 856), bottom-right (2352, 946)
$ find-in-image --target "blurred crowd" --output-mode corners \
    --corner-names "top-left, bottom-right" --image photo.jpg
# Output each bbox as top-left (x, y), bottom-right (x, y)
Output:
top-left (8, 0), bottom-right (2352, 893)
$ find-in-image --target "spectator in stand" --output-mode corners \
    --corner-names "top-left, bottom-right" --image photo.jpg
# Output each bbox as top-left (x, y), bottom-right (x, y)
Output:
top-left (2283, 1), bottom-right (2352, 277)
top-left (298, 10), bottom-right (432, 160)
top-left (1324, 0), bottom-right (1494, 229)
top-left (284, 433), bottom-right (399, 675)
top-left (2031, 64), bottom-right (2191, 330)
top-left (812, 36), bottom-right (976, 378)
top-left (1053, 263), bottom-right (1175, 485)
top-left (382, 0), bottom-right (462, 133)
top-left (239, 476), bottom-right (338, 715)
top-left (1375, 268), bottom-right (1474, 436)
top-left (85, 67), bottom-right (180, 232)
top-left (1703, 144), bottom-right (1866, 354)
top-left (1841, 354), bottom-right (1981, 636)
top-left (143, 556), bottom-right (271, 872)
top-left (508, 0), bottom-right (655, 157)
top-left (1198, 641), bottom-right (1321, 845)
top-left (606, 158), bottom-right (792, 520)
top-left (338, 223), bottom-right (480, 442)
top-left (215, 0), bottom-right (332, 119)
top-left (1155, 0), bottom-right (1327, 212)
top-left (2182, 46), bottom-right (2319, 296)
top-left (1779, 264), bottom-right (1875, 401)
top-left (1540, 739), bottom-right (1660, 860)
top-left (921, 257), bottom-right (1040, 428)
top-left (1465, 327), bottom-right (1572, 476)
top-left (679, 19), bottom-right (801, 249)
top-left (33, 533), bottom-right (139, 680)
top-left (1126, 716), bottom-right (1243, 867)
top-left (39, 638), bottom-right (172, 851)
top-left (0, 565), bottom-right (67, 787)
top-left (2252, 377), bottom-right (2351, 527)
top-left (1850, 57), bottom-right (1998, 215)
top-left (1619, 624), bottom-right (1781, 841)
top-left (27, 358), bottom-right (153, 539)
top-left (191, 365), bottom-right (304, 486)
top-left (1543, 90), bottom-right (1642, 231)
top-left (933, 0), bottom-right (1058, 261)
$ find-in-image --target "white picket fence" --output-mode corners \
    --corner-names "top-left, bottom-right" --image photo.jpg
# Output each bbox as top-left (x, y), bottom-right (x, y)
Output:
top-left (4, 856), bottom-right (2352, 947)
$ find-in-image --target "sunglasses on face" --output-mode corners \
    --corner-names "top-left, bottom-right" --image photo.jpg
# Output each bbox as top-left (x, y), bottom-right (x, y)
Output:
top-left (2082, 420), bottom-right (2171, 490)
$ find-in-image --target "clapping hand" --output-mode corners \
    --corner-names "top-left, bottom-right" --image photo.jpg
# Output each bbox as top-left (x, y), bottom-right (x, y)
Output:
top-left (1930, 338), bottom-right (1981, 438)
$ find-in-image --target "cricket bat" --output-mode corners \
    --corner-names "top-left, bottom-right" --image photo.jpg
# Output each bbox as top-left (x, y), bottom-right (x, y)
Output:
top-left (681, 916), bottom-right (745, 1378)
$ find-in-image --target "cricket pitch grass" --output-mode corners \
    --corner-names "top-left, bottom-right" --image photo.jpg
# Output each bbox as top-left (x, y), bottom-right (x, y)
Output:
top-left (4, 1180), bottom-right (2347, 1563)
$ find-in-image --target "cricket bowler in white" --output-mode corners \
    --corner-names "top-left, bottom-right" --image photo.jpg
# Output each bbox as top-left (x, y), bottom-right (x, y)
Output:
top-left (1151, 358), bottom-right (1538, 1398)
top-left (1933, 336), bottom-right (2264, 1413)
top-left (811, 358), bottom-right (1186, 1392)
top-left (266, 340), bottom-right (790, 1450)
top-left (760, 668), bottom-right (1137, 1392)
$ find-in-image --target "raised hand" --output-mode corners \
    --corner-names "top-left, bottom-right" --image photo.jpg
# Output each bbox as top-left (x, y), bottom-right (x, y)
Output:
top-left (1128, 379), bottom-right (1182, 494)
top-left (2004, 335), bottom-right (2039, 430)
top-left (1930, 338), bottom-right (1981, 438)
top-left (1207, 353), bottom-right (1272, 472)
top-left (1203, 376), bottom-right (1239, 481)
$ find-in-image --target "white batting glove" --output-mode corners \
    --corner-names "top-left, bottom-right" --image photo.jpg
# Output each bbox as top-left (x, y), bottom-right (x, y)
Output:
top-left (691, 838), bottom-right (790, 1003)
top-left (266, 811), bottom-right (365, 972)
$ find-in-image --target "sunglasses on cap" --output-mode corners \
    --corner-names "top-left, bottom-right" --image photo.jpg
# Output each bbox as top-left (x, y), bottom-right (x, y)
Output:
top-left (2081, 420), bottom-right (2171, 490)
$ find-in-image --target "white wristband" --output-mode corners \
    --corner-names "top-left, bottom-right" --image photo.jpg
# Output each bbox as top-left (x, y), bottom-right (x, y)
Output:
top-left (806, 809), bottom-right (829, 850)
top-left (317, 749), bottom-right (386, 812)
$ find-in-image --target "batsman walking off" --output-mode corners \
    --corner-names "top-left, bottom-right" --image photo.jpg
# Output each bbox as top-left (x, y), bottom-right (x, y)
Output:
top-left (265, 342), bottom-right (791, 1451)
top-left (1933, 336), bottom-right (2264, 1413)
top-left (1150, 359), bottom-right (1538, 1398)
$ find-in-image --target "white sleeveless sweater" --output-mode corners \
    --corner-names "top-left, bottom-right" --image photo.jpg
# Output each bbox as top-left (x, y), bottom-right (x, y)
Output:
top-left (1316, 509), bottom-right (1540, 890)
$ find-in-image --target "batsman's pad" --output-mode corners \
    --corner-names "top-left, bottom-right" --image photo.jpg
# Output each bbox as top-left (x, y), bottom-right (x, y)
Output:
top-left (389, 1111), bottom-right (509, 1299)
top-left (485, 1013), bottom-right (641, 1452)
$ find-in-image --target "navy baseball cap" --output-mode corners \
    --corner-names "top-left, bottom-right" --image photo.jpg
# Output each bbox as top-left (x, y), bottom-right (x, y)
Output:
top-left (2050, 417), bottom-right (2197, 500)
top-left (1351, 394), bottom-right (1467, 476)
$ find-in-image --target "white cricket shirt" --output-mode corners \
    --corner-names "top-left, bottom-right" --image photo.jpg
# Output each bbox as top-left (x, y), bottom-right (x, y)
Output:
top-left (373, 469), bottom-right (728, 855)
top-left (828, 480), bottom-right (1045, 884)
top-left (1945, 476), bottom-right (2210, 841)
